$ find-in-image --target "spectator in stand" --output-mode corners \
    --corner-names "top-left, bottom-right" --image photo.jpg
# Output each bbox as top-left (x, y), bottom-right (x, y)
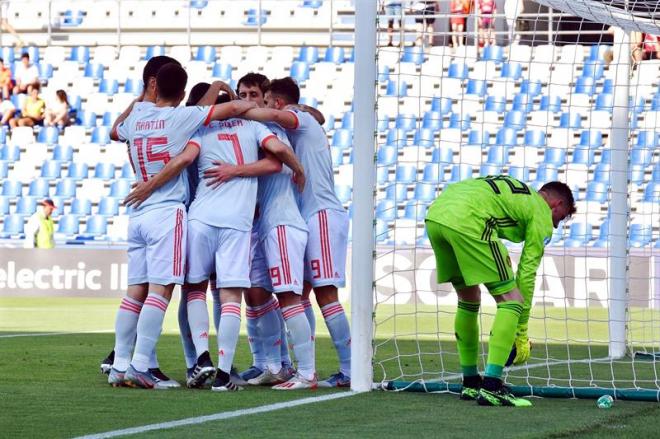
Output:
top-left (642, 33), bottom-right (660, 60)
top-left (0, 57), bottom-right (13, 99)
top-left (412, 1), bottom-right (439, 48)
top-left (0, 96), bottom-right (15, 125)
top-left (13, 53), bottom-right (39, 95)
top-left (9, 83), bottom-right (45, 128)
top-left (44, 89), bottom-right (70, 128)
top-left (450, 0), bottom-right (471, 48)
top-left (24, 199), bottom-right (56, 249)
top-left (384, 1), bottom-right (404, 47)
top-left (478, 0), bottom-right (496, 47)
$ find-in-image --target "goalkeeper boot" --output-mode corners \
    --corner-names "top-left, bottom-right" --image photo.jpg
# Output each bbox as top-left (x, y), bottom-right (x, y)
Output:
top-left (124, 365), bottom-right (157, 389)
top-left (212, 369), bottom-right (243, 392)
top-left (272, 372), bottom-right (318, 390)
top-left (100, 350), bottom-right (115, 375)
top-left (187, 351), bottom-right (215, 389)
top-left (318, 371), bottom-right (350, 388)
top-left (149, 368), bottom-right (181, 389)
top-left (477, 378), bottom-right (532, 407)
top-left (108, 367), bottom-right (126, 387)
top-left (239, 365), bottom-right (263, 382)
top-left (459, 375), bottom-right (482, 401)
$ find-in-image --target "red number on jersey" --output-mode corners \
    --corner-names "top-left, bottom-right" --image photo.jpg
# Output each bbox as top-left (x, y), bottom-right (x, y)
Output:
top-left (217, 133), bottom-right (244, 165)
top-left (310, 259), bottom-right (321, 279)
top-left (133, 137), bottom-right (171, 182)
top-left (270, 267), bottom-right (282, 287)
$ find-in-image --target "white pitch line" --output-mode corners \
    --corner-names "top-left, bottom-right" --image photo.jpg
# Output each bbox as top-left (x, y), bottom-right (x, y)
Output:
top-left (0, 330), bottom-right (113, 338)
top-left (74, 391), bottom-right (358, 439)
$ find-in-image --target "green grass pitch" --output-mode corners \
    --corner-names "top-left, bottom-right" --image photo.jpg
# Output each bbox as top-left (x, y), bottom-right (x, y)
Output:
top-left (1, 297), bottom-right (659, 438)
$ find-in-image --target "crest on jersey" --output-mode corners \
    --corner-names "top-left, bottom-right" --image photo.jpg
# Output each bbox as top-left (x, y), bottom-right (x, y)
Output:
top-left (543, 236), bottom-right (551, 246)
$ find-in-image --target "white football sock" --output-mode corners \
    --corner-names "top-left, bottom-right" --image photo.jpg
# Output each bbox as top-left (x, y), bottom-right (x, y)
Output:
top-left (178, 291), bottom-right (196, 369)
top-left (321, 301), bottom-right (351, 377)
top-left (131, 293), bottom-right (169, 373)
top-left (217, 302), bottom-right (241, 373)
top-left (112, 296), bottom-right (143, 372)
top-left (282, 304), bottom-right (315, 381)
top-left (187, 290), bottom-right (210, 358)
top-left (302, 298), bottom-right (316, 339)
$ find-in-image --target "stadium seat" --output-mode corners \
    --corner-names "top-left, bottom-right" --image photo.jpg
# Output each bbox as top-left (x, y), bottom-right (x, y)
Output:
top-left (595, 93), bottom-right (613, 112)
top-left (94, 163), bottom-right (116, 179)
top-left (485, 95), bottom-right (506, 113)
top-left (2, 180), bottom-right (22, 197)
top-left (412, 128), bottom-right (435, 147)
top-left (145, 46), bottom-right (165, 60)
top-left (67, 162), bottom-right (89, 180)
top-left (585, 181), bottom-right (608, 203)
top-left (0, 196), bottom-right (9, 215)
top-left (593, 163), bottom-right (610, 182)
top-left (564, 222), bottom-right (593, 247)
top-left (403, 201), bottom-right (429, 220)
top-left (431, 146), bottom-right (453, 164)
top-left (71, 198), bottom-right (92, 215)
top-left (55, 179), bottom-right (77, 198)
top-left (57, 215), bottom-right (80, 235)
top-left (335, 185), bottom-right (352, 204)
top-left (385, 128), bottom-right (409, 147)
top-left (430, 97), bottom-right (452, 114)
top-left (578, 130), bottom-right (603, 148)
top-left (124, 78), bottom-right (143, 95)
top-left (520, 79), bottom-right (542, 97)
top-left (98, 79), bottom-right (119, 95)
top-left (211, 62), bottom-right (233, 80)
top-left (448, 63), bottom-right (468, 80)
top-left (0, 47), bottom-right (14, 65)
top-left (40, 160), bottom-right (62, 179)
top-left (479, 163), bottom-right (501, 177)
top-left (109, 180), bottom-right (131, 198)
top-left (297, 46), bottom-right (319, 64)
top-left (467, 129), bottom-right (489, 146)
top-left (38, 64), bottom-right (53, 80)
top-left (630, 164), bottom-right (646, 185)
top-left (524, 129), bottom-right (546, 147)
top-left (37, 126), bottom-right (60, 145)
top-left (574, 76), bottom-right (596, 95)
top-left (340, 112), bottom-right (354, 131)
top-left (448, 113), bottom-right (471, 130)
top-left (324, 47), bottom-right (345, 64)
top-left (289, 61), bottom-right (310, 82)
top-left (571, 147), bottom-right (595, 166)
top-left (91, 126), bottom-right (111, 145)
top-left (495, 127), bottom-right (518, 146)
top-left (482, 45), bottom-right (504, 62)
top-left (466, 79), bottom-right (487, 97)
top-left (120, 162), bottom-right (134, 179)
top-left (401, 46), bottom-right (425, 64)
top-left (535, 164), bottom-right (559, 182)
top-left (631, 147), bottom-right (653, 166)
top-left (0, 161), bottom-right (7, 179)
top-left (486, 145), bottom-right (509, 165)
top-left (559, 112), bottom-right (583, 129)
top-left (1, 214), bottom-right (24, 237)
top-left (376, 199), bottom-right (397, 221)
top-left (195, 46), bottom-right (217, 63)
top-left (500, 62), bottom-right (522, 80)
top-left (98, 197), bottom-right (119, 216)
top-left (78, 110), bottom-right (97, 128)
top-left (582, 61), bottom-right (604, 80)
top-left (543, 148), bottom-right (566, 166)
top-left (395, 114), bottom-right (416, 131)
top-left (15, 197), bottom-right (37, 215)
top-left (512, 94), bottom-right (534, 113)
top-left (375, 219), bottom-right (390, 243)
top-left (629, 224), bottom-right (652, 247)
top-left (61, 9), bottom-right (84, 26)
top-left (635, 131), bottom-right (658, 148)
top-left (82, 215), bottom-right (108, 237)
top-left (1, 144), bottom-right (20, 161)
top-left (52, 145), bottom-right (74, 162)
top-left (330, 147), bottom-right (343, 166)
top-left (539, 95), bottom-right (562, 113)
top-left (508, 166), bottom-right (529, 182)
top-left (643, 182), bottom-right (660, 203)
top-left (504, 111), bottom-right (526, 130)
top-left (84, 62), bottom-right (104, 80)
top-left (384, 183), bottom-right (408, 202)
top-left (413, 183), bottom-right (436, 201)
top-left (377, 146), bottom-right (397, 166)
top-left (422, 163), bottom-right (444, 182)
top-left (395, 165), bottom-right (417, 183)
top-left (385, 80), bottom-right (407, 97)
top-left (331, 129), bottom-right (352, 149)
top-left (449, 164), bottom-right (473, 182)
top-left (244, 9), bottom-right (268, 26)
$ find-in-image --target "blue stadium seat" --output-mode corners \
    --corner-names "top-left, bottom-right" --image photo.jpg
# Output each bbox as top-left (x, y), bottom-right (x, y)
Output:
top-left (109, 180), bottom-right (131, 198)
top-left (643, 182), bottom-right (660, 202)
top-left (588, 45), bottom-right (609, 61)
top-left (535, 164), bottom-right (558, 182)
top-left (385, 183), bottom-right (408, 201)
top-left (145, 46), bottom-right (165, 60)
top-left (38, 63), bottom-right (53, 80)
top-left (631, 147), bottom-right (653, 166)
top-left (422, 163), bottom-right (444, 182)
top-left (52, 145), bottom-right (73, 162)
top-left (324, 46), bottom-right (345, 64)
top-left (495, 127), bottom-right (518, 146)
top-left (574, 76), bottom-right (596, 95)
top-left (99, 79), bottom-right (119, 95)
top-left (468, 129), bottom-right (489, 146)
top-left (485, 95), bottom-right (506, 113)
top-left (592, 220), bottom-right (609, 248)
top-left (37, 126), bottom-right (60, 145)
top-left (413, 183), bottom-right (436, 201)
top-left (102, 111), bottom-right (121, 127)
top-left (520, 79), bottom-right (542, 97)
top-left (1, 214), bottom-right (24, 237)
top-left (195, 46), bottom-right (216, 63)
top-left (331, 129), bottom-right (352, 148)
top-left (1, 144), bottom-right (20, 161)
top-left (571, 147), bottom-right (595, 166)
top-left (0, 47), bottom-right (14, 64)
top-left (543, 148), bottom-right (566, 166)
top-left (448, 63), bottom-right (468, 80)
top-left (244, 8), bottom-right (268, 26)
top-left (653, 164), bottom-right (660, 182)
top-left (578, 130), bottom-right (603, 148)
top-left (559, 112), bottom-right (582, 129)
top-left (377, 64), bottom-right (390, 82)
top-left (503, 111), bottom-right (526, 130)
top-left (601, 78), bottom-right (614, 94)
top-left (323, 114), bottom-right (335, 132)
top-left (564, 222), bottom-right (593, 247)
top-left (57, 214), bottom-right (80, 234)
top-left (334, 185), bottom-right (351, 204)
top-left (449, 164), bottom-right (473, 182)
top-left (124, 78), bottom-right (143, 95)
top-left (375, 219), bottom-right (390, 243)
top-left (421, 111), bottom-right (443, 131)
top-left (70, 198), bottom-right (92, 215)
top-left (0, 161), bottom-right (7, 179)
top-left (430, 97), bottom-right (452, 114)
top-left (540, 95), bottom-right (562, 113)
top-left (377, 117), bottom-right (390, 132)
top-left (289, 61), bottom-right (310, 82)
top-left (340, 112), bottom-right (354, 130)
top-left (191, 0), bottom-right (209, 8)
top-left (594, 93), bottom-right (613, 112)
top-left (94, 163), bottom-right (115, 179)
top-left (299, 96), bottom-right (318, 107)
top-left (630, 95), bottom-right (645, 114)
top-left (500, 62), bottom-right (522, 80)
top-left (297, 46), bottom-right (319, 64)
top-left (630, 164), bottom-right (646, 185)
top-left (635, 131), bottom-right (658, 148)
top-left (466, 79), bottom-right (487, 97)
top-left (403, 201), bottom-right (429, 220)
top-left (377, 145), bottom-right (397, 165)
top-left (2, 180), bottom-right (22, 197)
top-left (120, 162), bottom-right (134, 179)
top-left (84, 62), bottom-right (104, 80)
top-left (630, 224), bottom-right (652, 247)
top-left (651, 94), bottom-right (660, 111)
top-left (508, 166), bottom-right (529, 182)
top-left (81, 215), bottom-right (108, 237)
top-left (61, 9), bottom-right (84, 26)
top-left (385, 79), bottom-right (407, 97)
top-left (385, 128), bottom-right (409, 147)
top-left (486, 145), bottom-right (509, 165)
top-left (16, 197), bottom-right (37, 215)
top-left (448, 113), bottom-right (471, 130)
top-left (479, 163), bottom-right (501, 177)
top-left (0, 196), bottom-right (9, 215)
top-left (395, 114), bottom-right (416, 131)
top-left (376, 199), bottom-right (397, 221)
top-left (395, 165), bottom-right (417, 183)
top-left (0, 126), bottom-right (7, 144)
top-left (581, 61), bottom-right (604, 80)
top-left (40, 160), bottom-right (62, 179)
top-left (98, 197), bottom-right (120, 216)
top-left (77, 110), bottom-right (96, 128)
top-left (68, 95), bottom-right (82, 114)
top-left (524, 129), bottom-right (546, 147)
top-left (482, 45), bottom-right (504, 62)
top-left (67, 162), bottom-right (89, 180)
top-left (55, 179), bottom-right (77, 198)
top-left (593, 163), bottom-right (610, 182)
top-left (330, 147), bottom-right (343, 166)
top-left (431, 146), bottom-right (453, 164)
top-left (91, 126), bottom-right (111, 145)
top-left (512, 94), bottom-right (534, 113)
top-left (585, 181), bottom-right (608, 203)
top-left (412, 128), bottom-right (435, 147)
top-left (401, 45), bottom-right (424, 64)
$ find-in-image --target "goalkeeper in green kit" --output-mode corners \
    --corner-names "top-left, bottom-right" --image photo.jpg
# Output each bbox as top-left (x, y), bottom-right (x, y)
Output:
top-left (425, 176), bottom-right (575, 407)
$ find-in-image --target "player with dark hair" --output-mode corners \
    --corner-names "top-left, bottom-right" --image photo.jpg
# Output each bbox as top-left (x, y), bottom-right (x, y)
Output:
top-left (234, 76), bottom-right (352, 388)
top-left (424, 176), bottom-right (576, 406)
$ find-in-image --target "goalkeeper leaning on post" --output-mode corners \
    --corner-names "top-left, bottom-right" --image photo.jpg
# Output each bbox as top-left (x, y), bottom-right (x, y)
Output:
top-left (425, 176), bottom-right (576, 407)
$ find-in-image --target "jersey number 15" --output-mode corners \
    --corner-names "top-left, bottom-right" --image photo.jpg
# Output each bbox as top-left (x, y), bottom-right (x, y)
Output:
top-left (134, 137), bottom-right (170, 182)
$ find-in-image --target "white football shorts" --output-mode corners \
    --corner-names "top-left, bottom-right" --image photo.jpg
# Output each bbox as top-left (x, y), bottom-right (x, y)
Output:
top-left (304, 209), bottom-right (349, 288)
top-left (127, 204), bottom-right (186, 286)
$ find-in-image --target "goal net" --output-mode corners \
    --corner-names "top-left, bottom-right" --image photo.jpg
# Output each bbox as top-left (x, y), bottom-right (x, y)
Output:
top-left (355, 0), bottom-right (660, 400)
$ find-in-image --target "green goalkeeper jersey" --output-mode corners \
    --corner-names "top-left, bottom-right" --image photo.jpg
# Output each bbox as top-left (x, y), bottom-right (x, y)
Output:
top-left (425, 176), bottom-right (554, 303)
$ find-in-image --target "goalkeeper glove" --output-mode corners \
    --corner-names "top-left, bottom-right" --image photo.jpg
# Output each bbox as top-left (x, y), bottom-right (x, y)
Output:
top-left (512, 325), bottom-right (531, 365)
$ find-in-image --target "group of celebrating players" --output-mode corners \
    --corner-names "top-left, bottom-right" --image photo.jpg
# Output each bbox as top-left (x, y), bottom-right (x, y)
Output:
top-left (99, 55), bottom-right (351, 392)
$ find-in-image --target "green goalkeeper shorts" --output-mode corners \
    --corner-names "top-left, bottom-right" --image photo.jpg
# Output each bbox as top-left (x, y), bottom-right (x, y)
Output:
top-left (425, 220), bottom-right (515, 295)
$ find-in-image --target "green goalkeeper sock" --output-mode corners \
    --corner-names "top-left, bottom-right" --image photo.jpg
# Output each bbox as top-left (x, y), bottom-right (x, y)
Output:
top-left (455, 300), bottom-right (480, 377)
top-left (485, 301), bottom-right (523, 379)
